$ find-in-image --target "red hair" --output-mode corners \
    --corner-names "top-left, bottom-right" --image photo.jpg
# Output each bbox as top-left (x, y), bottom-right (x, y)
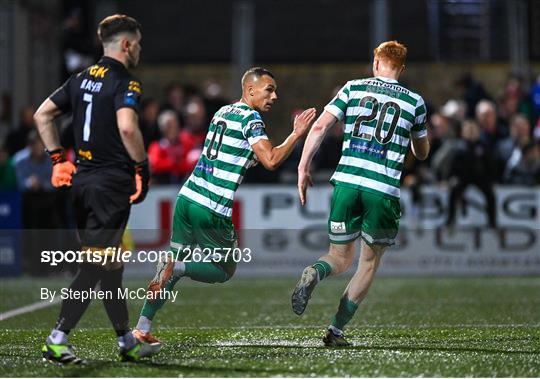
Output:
top-left (374, 40), bottom-right (407, 69)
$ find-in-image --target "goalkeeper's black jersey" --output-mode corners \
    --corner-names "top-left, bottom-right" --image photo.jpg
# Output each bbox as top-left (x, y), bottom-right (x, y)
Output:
top-left (50, 56), bottom-right (142, 174)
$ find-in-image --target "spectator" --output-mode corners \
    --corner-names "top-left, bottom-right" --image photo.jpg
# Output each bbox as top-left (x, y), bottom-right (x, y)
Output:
top-left (13, 131), bottom-right (53, 193)
top-left (181, 96), bottom-right (208, 169)
top-left (531, 74), bottom-right (540, 121)
top-left (13, 131), bottom-right (63, 275)
top-left (60, 8), bottom-right (95, 79)
top-left (4, 106), bottom-right (35, 156)
top-left (140, 98), bottom-right (161, 150)
top-left (496, 114), bottom-right (531, 182)
top-left (504, 142), bottom-right (540, 185)
top-left (183, 95), bottom-right (208, 145)
top-left (0, 93), bottom-right (12, 145)
top-left (203, 79), bottom-right (230, 122)
top-left (475, 100), bottom-right (508, 149)
top-left (162, 83), bottom-right (186, 123)
top-left (148, 110), bottom-right (193, 184)
top-left (498, 74), bottom-right (534, 125)
top-left (456, 73), bottom-right (490, 119)
top-left (446, 120), bottom-right (497, 229)
top-left (0, 146), bottom-right (16, 190)
top-left (430, 109), bottom-right (461, 182)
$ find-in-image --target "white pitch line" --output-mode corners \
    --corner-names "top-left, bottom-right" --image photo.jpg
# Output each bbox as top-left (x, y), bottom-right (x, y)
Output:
top-left (70, 323), bottom-right (540, 331)
top-left (0, 298), bottom-right (61, 321)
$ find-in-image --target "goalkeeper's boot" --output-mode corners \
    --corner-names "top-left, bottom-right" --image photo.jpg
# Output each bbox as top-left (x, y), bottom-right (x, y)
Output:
top-left (119, 340), bottom-right (159, 362)
top-left (147, 254), bottom-right (174, 301)
top-left (291, 266), bottom-right (318, 315)
top-left (133, 329), bottom-right (162, 351)
top-left (323, 328), bottom-right (352, 347)
top-left (42, 337), bottom-right (85, 364)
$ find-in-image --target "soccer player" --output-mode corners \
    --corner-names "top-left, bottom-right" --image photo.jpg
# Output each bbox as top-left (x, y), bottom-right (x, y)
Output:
top-left (133, 68), bottom-right (316, 345)
top-left (292, 41), bottom-right (430, 346)
top-left (34, 15), bottom-right (155, 363)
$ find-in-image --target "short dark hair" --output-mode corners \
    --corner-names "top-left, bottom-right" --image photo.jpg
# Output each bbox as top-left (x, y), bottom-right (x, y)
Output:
top-left (241, 67), bottom-right (274, 86)
top-left (97, 14), bottom-right (141, 44)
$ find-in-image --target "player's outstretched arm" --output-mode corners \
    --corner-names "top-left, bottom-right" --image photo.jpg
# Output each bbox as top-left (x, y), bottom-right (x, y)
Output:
top-left (251, 108), bottom-right (316, 171)
top-left (411, 136), bottom-right (430, 161)
top-left (297, 111), bottom-right (338, 206)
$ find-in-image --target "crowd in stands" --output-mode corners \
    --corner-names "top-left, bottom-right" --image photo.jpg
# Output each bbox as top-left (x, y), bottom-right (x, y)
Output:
top-left (3, 73), bottom-right (540, 188)
top-left (1, 73), bottom-right (540, 193)
top-left (1, 72), bottom-right (539, 274)
top-left (402, 73), bottom-right (540, 228)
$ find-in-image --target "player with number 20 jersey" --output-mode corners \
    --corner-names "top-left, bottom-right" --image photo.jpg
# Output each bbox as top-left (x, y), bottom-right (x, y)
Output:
top-left (292, 41), bottom-right (430, 347)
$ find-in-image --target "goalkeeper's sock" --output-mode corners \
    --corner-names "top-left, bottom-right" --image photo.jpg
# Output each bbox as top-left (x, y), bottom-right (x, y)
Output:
top-left (312, 261), bottom-right (332, 282)
top-left (139, 274), bottom-right (181, 324)
top-left (330, 296), bottom-right (358, 331)
top-left (100, 265), bottom-right (130, 336)
top-left (185, 262), bottom-right (230, 283)
top-left (54, 264), bottom-right (100, 332)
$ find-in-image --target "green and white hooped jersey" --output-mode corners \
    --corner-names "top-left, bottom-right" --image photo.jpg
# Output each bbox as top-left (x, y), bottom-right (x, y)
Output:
top-left (179, 102), bottom-right (268, 218)
top-left (325, 77), bottom-right (427, 199)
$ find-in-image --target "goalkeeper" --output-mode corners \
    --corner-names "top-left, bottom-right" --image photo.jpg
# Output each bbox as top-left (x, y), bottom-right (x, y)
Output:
top-left (34, 15), bottom-right (156, 363)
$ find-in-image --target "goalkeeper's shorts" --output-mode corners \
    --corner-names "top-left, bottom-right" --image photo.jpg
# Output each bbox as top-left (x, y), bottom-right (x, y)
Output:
top-left (170, 195), bottom-right (238, 274)
top-left (71, 169), bottom-right (134, 248)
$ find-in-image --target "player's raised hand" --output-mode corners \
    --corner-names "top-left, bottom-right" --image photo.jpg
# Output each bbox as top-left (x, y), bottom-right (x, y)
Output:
top-left (293, 108), bottom-right (317, 137)
top-left (298, 169), bottom-right (314, 206)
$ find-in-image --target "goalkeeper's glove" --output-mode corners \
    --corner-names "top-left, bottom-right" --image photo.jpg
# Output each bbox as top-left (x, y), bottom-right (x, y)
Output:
top-left (48, 148), bottom-right (76, 187)
top-left (130, 159), bottom-right (150, 204)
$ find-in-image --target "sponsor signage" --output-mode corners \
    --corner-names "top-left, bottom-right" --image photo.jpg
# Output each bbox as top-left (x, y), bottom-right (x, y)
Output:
top-left (128, 185), bottom-right (540, 276)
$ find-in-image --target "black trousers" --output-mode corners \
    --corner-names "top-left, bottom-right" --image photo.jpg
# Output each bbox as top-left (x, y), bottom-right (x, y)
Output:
top-left (447, 180), bottom-right (497, 228)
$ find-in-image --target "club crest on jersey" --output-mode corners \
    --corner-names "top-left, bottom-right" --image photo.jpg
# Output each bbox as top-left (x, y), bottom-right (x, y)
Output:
top-left (330, 221), bottom-right (346, 234)
top-left (128, 80), bottom-right (141, 93)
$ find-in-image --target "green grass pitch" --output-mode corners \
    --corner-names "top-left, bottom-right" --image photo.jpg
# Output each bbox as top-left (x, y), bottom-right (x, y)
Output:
top-left (0, 276), bottom-right (539, 377)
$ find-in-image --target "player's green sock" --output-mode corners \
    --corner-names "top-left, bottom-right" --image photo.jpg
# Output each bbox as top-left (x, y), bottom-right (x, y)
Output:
top-left (185, 262), bottom-right (230, 283)
top-left (312, 261), bottom-right (332, 282)
top-left (330, 296), bottom-right (358, 331)
top-left (140, 275), bottom-right (181, 320)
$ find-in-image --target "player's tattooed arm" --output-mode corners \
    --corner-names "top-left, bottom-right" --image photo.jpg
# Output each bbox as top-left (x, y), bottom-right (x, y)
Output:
top-left (252, 108), bottom-right (316, 171)
top-left (297, 110), bottom-right (338, 205)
